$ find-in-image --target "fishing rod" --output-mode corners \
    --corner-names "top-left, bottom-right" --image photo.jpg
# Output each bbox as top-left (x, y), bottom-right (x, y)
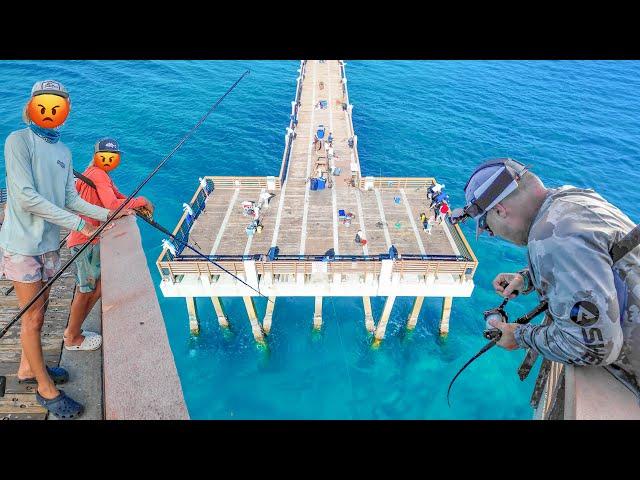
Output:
top-left (446, 284), bottom-right (548, 407)
top-left (0, 70), bottom-right (250, 341)
top-left (445, 219), bottom-right (640, 407)
top-left (134, 210), bottom-right (270, 301)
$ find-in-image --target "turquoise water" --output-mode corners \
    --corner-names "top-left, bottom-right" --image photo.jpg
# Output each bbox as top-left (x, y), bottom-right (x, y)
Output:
top-left (2, 60), bottom-right (640, 419)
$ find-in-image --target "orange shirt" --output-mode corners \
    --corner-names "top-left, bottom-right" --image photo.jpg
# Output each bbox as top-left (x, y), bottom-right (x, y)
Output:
top-left (66, 166), bottom-right (147, 248)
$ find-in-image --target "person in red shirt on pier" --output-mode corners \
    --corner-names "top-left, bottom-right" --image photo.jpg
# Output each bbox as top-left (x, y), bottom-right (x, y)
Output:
top-left (64, 138), bottom-right (153, 351)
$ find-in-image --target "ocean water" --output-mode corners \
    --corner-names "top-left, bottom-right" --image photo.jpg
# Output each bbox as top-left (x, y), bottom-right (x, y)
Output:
top-left (1, 60), bottom-right (639, 419)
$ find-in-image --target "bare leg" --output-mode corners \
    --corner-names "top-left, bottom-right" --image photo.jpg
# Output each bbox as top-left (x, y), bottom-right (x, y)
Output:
top-left (18, 284), bottom-right (50, 381)
top-left (14, 281), bottom-right (57, 399)
top-left (65, 279), bottom-right (101, 347)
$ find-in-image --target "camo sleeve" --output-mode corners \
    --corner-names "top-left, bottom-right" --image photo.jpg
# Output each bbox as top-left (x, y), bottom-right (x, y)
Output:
top-left (513, 201), bottom-right (624, 366)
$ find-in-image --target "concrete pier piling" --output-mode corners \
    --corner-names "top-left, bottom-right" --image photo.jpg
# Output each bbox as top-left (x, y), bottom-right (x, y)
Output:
top-left (440, 296), bottom-right (452, 336)
top-left (407, 296), bottom-right (424, 331)
top-left (313, 296), bottom-right (323, 331)
top-left (363, 296), bottom-right (375, 333)
top-left (263, 296), bottom-right (276, 334)
top-left (373, 295), bottom-right (397, 347)
top-left (186, 297), bottom-right (200, 335)
top-left (211, 296), bottom-right (229, 329)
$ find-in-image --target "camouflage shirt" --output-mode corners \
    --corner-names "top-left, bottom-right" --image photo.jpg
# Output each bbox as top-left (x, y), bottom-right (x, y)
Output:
top-left (513, 186), bottom-right (640, 398)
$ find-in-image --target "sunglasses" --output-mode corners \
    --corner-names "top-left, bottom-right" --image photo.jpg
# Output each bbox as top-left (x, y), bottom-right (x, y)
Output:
top-left (478, 211), bottom-right (495, 236)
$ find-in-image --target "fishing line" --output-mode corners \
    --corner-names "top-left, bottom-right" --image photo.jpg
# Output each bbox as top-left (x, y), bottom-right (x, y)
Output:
top-left (135, 212), bottom-right (271, 301)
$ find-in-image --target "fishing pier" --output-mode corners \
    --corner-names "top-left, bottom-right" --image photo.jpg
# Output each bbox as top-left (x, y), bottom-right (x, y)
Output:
top-left (156, 59), bottom-right (478, 345)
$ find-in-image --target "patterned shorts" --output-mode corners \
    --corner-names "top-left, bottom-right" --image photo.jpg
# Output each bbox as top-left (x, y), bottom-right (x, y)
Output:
top-left (0, 247), bottom-right (61, 283)
top-left (71, 244), bottom-right (101, 293)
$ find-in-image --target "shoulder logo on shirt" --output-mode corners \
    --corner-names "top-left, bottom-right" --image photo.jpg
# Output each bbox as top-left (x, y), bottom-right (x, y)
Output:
top-left (570, 301), bottom-right (599, 327)
top-left (57, 159), bottom-right (65, 169)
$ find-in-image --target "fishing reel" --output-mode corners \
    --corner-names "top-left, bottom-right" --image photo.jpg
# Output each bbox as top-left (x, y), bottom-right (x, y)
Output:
top-left (482, 282), bottom-right (519, 341)
top-left (135, 205), bottom-right (154, 222)
top-left (483, 298), bottom-right (510, 341)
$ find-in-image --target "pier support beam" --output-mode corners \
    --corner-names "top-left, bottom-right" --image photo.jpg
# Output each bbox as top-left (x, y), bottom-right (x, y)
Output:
top-left (262, 296), bottom-right (276, 335)
top-left (313, 296), bottom-right (323, 331)
top-left (243, 296), bottom-right (265, 345)
top-left (363, 296), bottom-right (375, 333)
top-left (407, 296), bottom-right (424, 331)
top-left (440, 297), bottom-right (452, 336)
top-left (373, 295), bottom-right (396, 347)
top-left (186, 297), bottom-right (199, 335)
top-left (211, 297), bottom-right (229, 329)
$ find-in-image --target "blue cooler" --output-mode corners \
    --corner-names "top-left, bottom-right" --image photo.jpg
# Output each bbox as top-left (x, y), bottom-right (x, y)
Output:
top-left (317, 177), bottom-right (326, 190)
top-left (310, 178), bottom-right (318, 190)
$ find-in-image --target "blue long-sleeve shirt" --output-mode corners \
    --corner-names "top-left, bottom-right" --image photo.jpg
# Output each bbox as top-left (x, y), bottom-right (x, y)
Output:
top-left (0, 127), bottom-right (110, 255)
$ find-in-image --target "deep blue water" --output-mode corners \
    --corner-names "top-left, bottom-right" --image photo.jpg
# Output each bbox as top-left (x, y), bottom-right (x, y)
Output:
top-left (1, 60), bottom-right (639, 419)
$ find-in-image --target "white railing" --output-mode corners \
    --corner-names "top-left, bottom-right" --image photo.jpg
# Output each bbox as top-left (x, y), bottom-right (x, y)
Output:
top-left (278, 60), bottom-right (307, 183)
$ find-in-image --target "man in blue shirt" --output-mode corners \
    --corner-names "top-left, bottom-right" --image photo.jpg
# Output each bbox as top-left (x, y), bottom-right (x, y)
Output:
top-left (0, 80), bottom-right (133, 418)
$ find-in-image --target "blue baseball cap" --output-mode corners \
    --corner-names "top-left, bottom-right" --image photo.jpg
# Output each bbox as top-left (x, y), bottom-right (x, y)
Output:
top-left (94, 138), bottom-right (121, 153)
top-left (31, 80), bottom-right (69, 99)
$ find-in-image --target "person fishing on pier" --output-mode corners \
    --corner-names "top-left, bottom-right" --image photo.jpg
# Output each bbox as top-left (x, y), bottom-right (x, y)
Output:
top-left (65, 138), bottom-right (153, 352)
top-left (0, 81), bottom-right (133, 418)
top-left (450, 158), bottom-right (640, 402)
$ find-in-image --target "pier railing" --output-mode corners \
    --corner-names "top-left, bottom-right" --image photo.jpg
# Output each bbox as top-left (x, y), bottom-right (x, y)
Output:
top-left (278, 60), bottom-right (307, 184)
top-left (169, 178), bottom-right (214, 256)
top-left (0, 187), bottom-right (6, 204)
top-left (157, 255), bottom-right (476, 284)
top-left (159, 176), bottom-right (281, 260)
top-left (203, 175), bottom-right (280, 190)
top-left (359, 176), bottom-right (436, 190)
top-left (341, 61), bottom-right (363, 185)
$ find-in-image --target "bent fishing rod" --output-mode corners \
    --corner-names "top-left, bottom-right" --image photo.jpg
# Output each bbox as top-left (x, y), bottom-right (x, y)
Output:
top-left (446, 286), bottom-right (548, 407)
top-left (0, 70), bottom-right (250, 340)
top-left (445, 221), bottom-right (640, 407)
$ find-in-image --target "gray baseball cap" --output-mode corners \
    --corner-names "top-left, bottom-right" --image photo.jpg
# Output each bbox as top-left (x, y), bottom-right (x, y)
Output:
top-left (462, 158), bottom-right (528, 239)
top-left (31, 80), bottom-right (69, 99)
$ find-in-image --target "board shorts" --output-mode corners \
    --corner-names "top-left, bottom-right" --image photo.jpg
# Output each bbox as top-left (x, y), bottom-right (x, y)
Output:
top-left (71, 244), bottom-right (101, 293)
top-left (0, 247), bottom-right (61, 283)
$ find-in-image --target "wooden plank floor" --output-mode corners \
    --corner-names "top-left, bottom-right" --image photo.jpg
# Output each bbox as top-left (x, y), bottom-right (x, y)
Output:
top-left (187, 60), bottom-right (460, 258)
top-left (0, 227), bottom-right (75, 420)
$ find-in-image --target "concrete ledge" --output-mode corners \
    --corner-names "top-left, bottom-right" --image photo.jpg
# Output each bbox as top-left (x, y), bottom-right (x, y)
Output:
top-left (50, 300), bottom-right (104, 420)
top-left (565, 365), bottom-right (640, 420)
top-left (101, 216), bottom-right (189, 419)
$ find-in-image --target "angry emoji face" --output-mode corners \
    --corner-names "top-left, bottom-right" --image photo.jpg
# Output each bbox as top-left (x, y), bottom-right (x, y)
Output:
top-left (93, 151), bottom-right (121, 172)
top-left (27, 94), bottom-right (70, 128)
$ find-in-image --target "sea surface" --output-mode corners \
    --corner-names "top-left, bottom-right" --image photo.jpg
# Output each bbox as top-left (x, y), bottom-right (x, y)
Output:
top-left (1, 60), bottom-right (639, 419)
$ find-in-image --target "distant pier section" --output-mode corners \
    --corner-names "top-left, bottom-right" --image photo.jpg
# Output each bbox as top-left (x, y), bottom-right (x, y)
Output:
top-left (156, 60), bottom-right (478, 345)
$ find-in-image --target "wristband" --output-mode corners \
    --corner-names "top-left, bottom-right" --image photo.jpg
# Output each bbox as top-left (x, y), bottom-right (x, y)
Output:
top-left (517, 268), bottom-right (534, 294)
top-left (76, 218), bottom-right (86, 232)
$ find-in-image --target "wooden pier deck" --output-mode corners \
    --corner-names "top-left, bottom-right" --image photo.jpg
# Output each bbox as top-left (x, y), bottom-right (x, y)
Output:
top-left (0, 228), bottom-right (75, 420)
top-left (186, 60), bottom-right (461, 258)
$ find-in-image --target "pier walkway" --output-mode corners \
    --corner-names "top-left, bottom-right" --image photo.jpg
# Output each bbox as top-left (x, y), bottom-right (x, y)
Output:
top-left (187, 60), bottom-right (460, 258)
top-left (157, 60), bottom-right (478, 344)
